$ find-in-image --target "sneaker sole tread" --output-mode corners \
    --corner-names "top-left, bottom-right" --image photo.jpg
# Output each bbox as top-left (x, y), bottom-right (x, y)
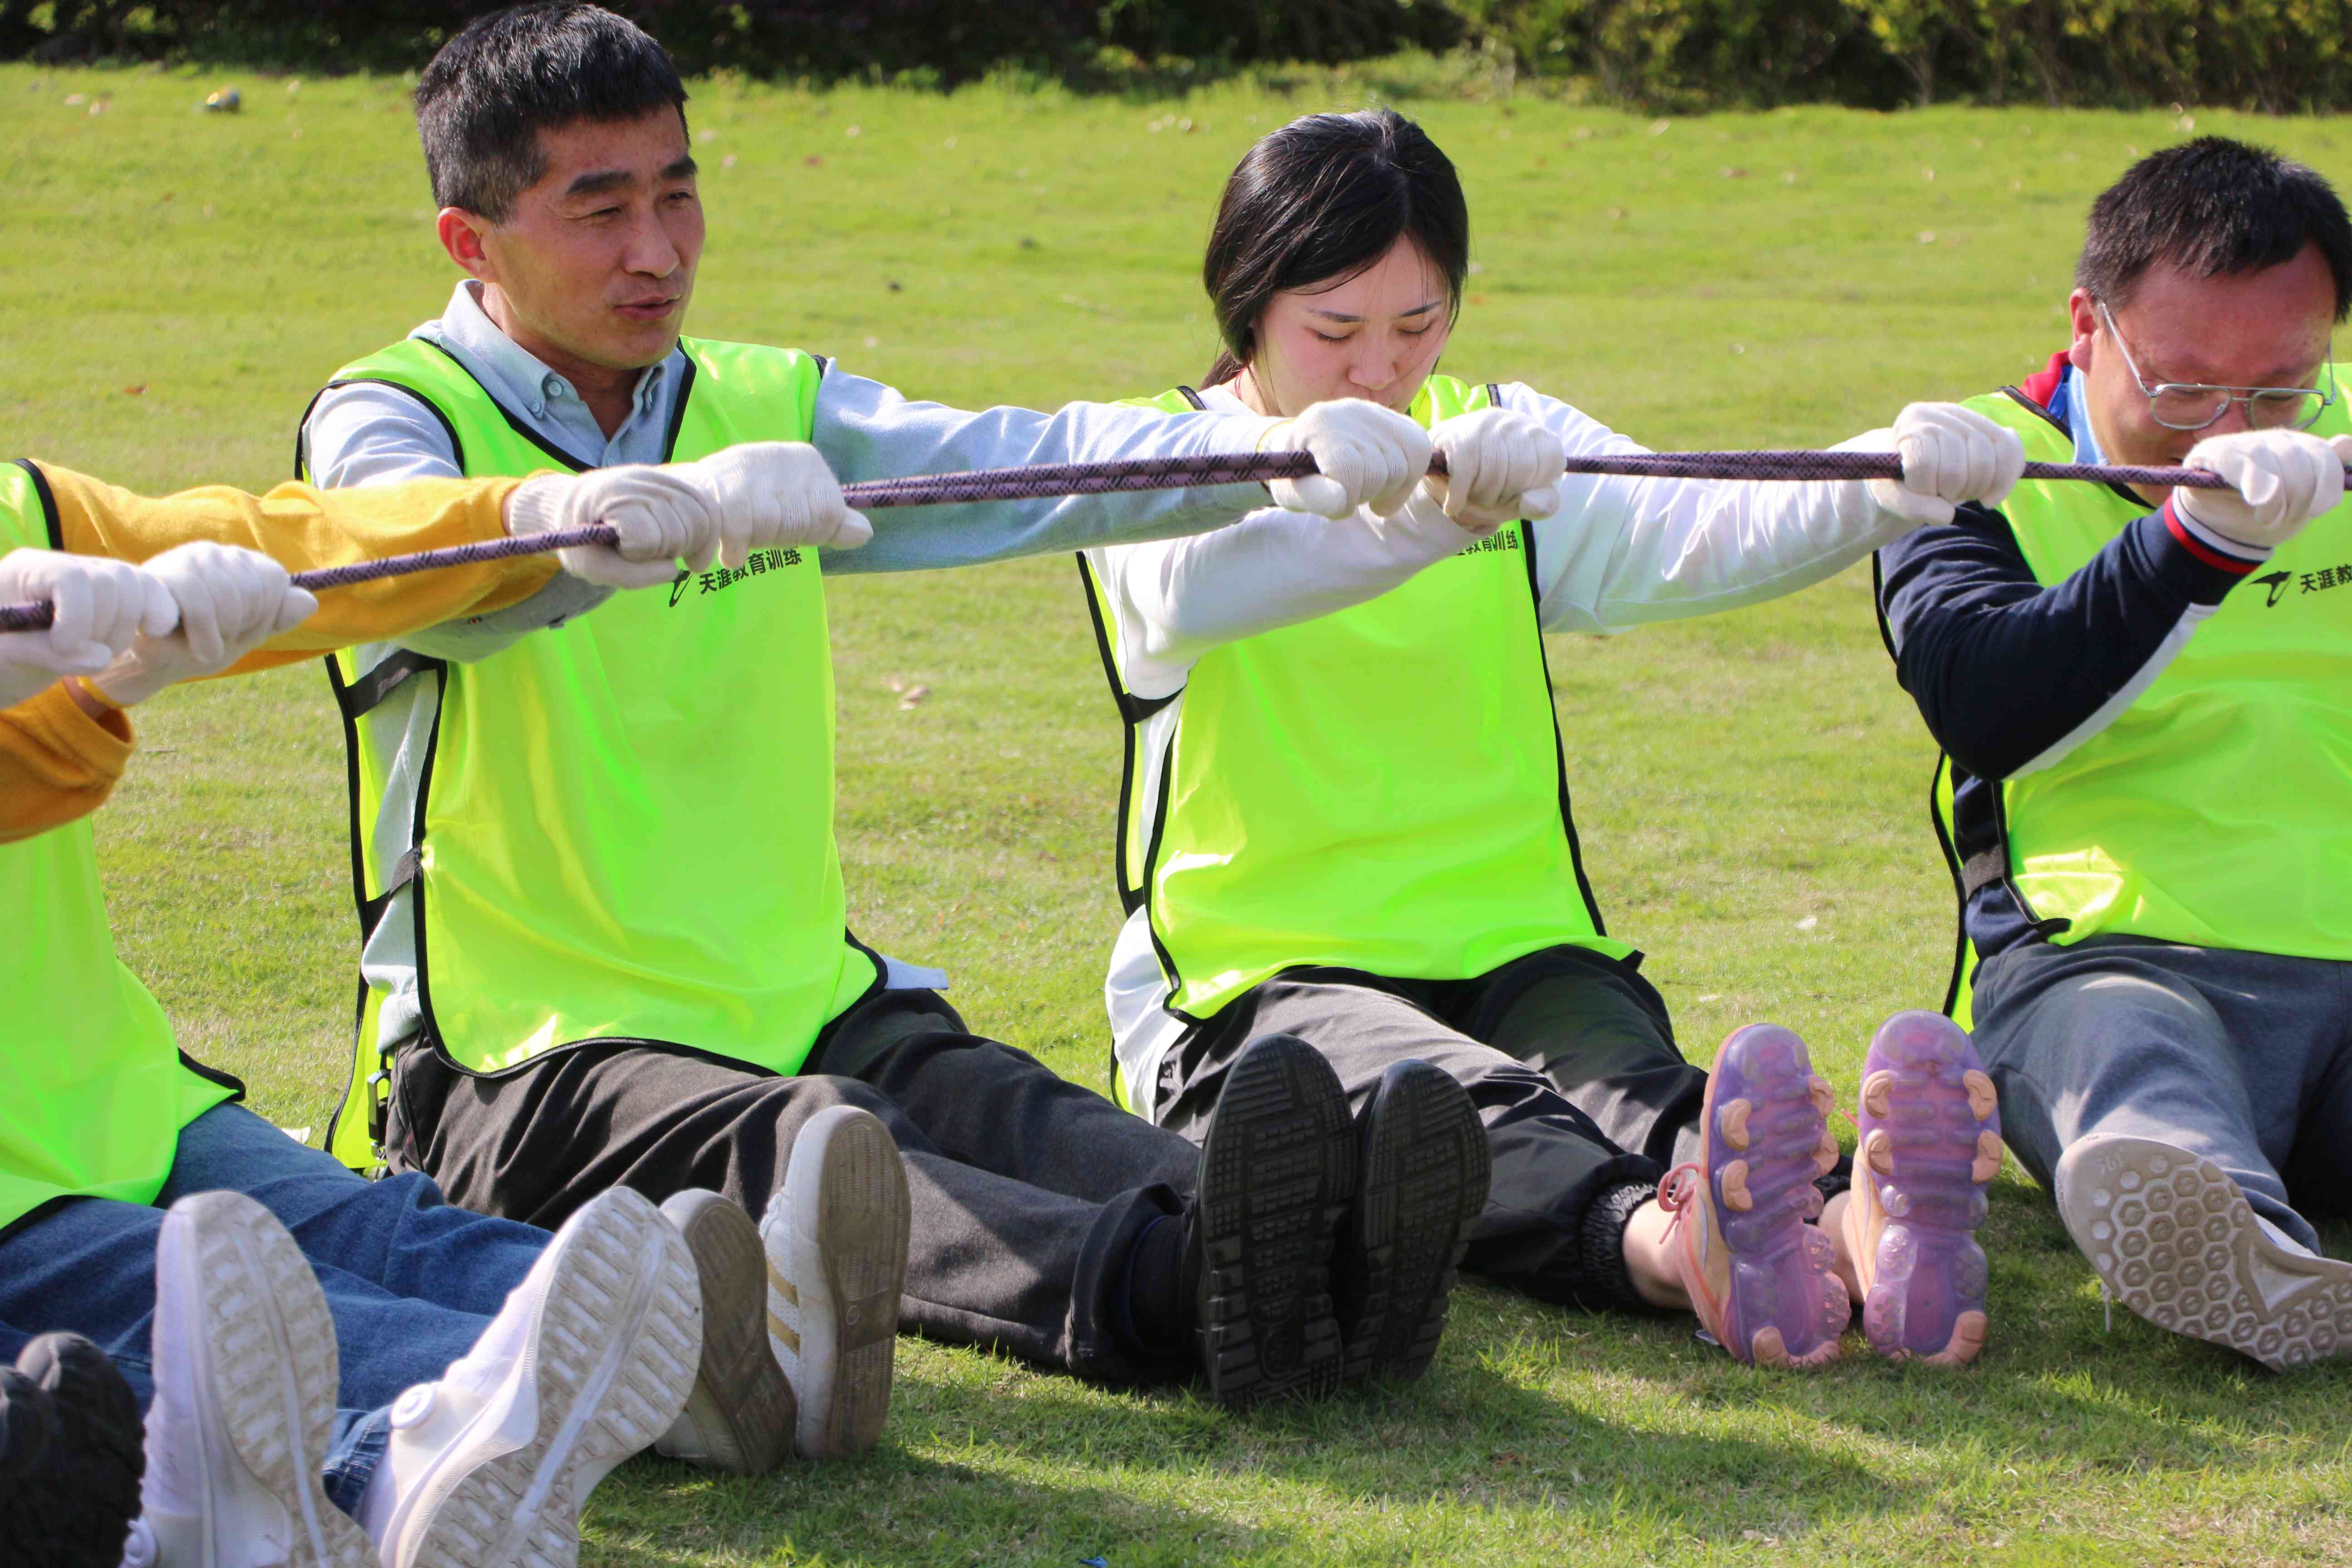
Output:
top-left (1854, 1012), bottom-right (1999, 1365)
top-left (1197, 1039), bottom-right (1352, 1409)
top-left (2058, 1137), bottom-right (2352, 1373)
top-left (397, 1195), bottom-right (701, 1568)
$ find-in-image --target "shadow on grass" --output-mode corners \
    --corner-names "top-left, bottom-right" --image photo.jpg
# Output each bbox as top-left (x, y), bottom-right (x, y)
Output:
top-left (579, 1176), bottom-right (2352, 1564)
top-left (587, 1444), bottom-right (1299, 1567)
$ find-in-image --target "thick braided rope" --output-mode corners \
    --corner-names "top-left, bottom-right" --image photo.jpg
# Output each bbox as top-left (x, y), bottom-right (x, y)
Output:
top-left (0, 450), bottom-right (2257, 633)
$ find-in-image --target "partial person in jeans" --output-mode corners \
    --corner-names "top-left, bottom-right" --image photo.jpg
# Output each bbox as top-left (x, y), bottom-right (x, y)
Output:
top-left (1878, 136), bottom-right (2352, 1372)
top-left (301, 2), bottom-right (1479, 1411)
top-left (0, 455), bottom-right (857, 1566)
top-left (1080, 108), bottom-right (2035, 1367)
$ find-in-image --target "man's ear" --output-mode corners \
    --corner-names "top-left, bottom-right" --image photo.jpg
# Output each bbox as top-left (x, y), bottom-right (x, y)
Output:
top-left (2065, 287), bottom-right (2100, 374)
top-left (437, 208), bottom-right (498, 282)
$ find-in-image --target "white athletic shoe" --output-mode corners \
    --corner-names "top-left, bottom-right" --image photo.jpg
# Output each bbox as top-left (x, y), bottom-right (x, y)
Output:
top-left (140, 1190), bottom-right (374, 1568)
top-left (355, 1186), bottom-right (702, 1568)
top-left (760, 1105), bottom-right (910, 1459)
top-left (2055, 1135), bottom-right (2352, 1372)
top-left (654, 1189), bottom-right (796, 1474)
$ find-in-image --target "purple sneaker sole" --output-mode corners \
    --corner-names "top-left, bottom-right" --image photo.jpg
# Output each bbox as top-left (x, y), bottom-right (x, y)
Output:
top-left (1852, 1010), bottom-right (2001, 1364)
top-left (1696, 1024), bottom-right (1847, 1367)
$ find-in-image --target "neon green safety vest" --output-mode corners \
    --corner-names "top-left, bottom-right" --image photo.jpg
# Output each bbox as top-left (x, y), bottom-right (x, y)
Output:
top-left (311, 339), bottom-right (880, 1169)
top-left (0, 461), bottom-right (239, 1233)
top-left (1932, 382), bottom-right (2352, 1027)
top-left (1084, 375), bottom-right (1627, 1101)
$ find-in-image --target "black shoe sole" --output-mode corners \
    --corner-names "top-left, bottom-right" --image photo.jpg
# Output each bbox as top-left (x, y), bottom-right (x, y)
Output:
top-left (1192, 1035), bottom-right (1355, 1410)
top-left (1338, 1062), bottom-right (1491, 1386)
top-left (4, 1333), bottom-right (143, 1568)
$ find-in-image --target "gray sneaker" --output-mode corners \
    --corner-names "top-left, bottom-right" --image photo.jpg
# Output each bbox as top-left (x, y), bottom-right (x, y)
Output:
top-left (2054, 1135), bottom-right (2352, 1372)
top-left (656, 1190), bottom-right (797, 1474)
top-left (760, 1105), bottom-right (910, 1459)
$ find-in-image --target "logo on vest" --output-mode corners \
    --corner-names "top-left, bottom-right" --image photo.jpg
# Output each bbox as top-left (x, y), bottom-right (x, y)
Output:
top-left (668, 547), bottom-right (805, 607)
top-left (1455, 530), bottom-right (1524, 560)
top-left (2251, 564), bottom-right (2352, 608)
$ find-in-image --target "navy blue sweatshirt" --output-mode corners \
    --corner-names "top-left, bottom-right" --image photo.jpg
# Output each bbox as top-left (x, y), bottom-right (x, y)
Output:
top-left (1873, 353), bottom-right (2266, 961)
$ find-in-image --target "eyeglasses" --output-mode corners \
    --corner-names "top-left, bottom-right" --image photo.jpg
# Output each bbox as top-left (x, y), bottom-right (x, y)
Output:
top-left (2096, 299), bottom-right (2336, 432)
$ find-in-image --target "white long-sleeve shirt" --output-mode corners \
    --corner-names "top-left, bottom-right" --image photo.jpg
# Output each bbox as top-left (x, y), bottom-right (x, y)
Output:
top-left (1087, 378), bottom-right (1916, 1111)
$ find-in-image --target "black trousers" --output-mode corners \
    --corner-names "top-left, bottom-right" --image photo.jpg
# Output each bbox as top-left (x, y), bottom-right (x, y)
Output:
top-left (386, 989), bottom-right (1200, 1382)
top-left (1152, 945), bottom-right (1706, 1308)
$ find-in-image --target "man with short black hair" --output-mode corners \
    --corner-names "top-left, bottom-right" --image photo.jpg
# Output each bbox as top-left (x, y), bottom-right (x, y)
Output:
top-left (1877, 136), bottom-right (2352, 1370)
top-left (302, 0), bottom-right (1490, 1449)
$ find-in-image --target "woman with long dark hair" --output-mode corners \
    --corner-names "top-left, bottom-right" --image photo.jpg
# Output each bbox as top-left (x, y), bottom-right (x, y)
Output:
top-left (1079, 108), bottom-right (2026, 1368)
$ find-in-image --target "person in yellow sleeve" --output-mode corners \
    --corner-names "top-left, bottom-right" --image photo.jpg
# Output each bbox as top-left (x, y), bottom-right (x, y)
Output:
top-left (0, 447), bottom-right (867, 1568)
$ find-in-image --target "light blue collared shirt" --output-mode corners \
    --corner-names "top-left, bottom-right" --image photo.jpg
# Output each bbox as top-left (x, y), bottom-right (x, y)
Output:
top-left (2062, 362), bottom-right (2106, 465)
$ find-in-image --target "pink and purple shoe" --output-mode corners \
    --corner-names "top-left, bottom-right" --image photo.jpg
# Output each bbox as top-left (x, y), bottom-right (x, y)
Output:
top-left (1844, 1009), bottom-right (2002, 1365)
top-left (1660, 1024), bottom-right (1848, 1367)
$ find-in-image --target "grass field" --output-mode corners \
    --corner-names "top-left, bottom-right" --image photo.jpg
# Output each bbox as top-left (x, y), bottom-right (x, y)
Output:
top-left (8, 58), bottom-right (2352, 1567)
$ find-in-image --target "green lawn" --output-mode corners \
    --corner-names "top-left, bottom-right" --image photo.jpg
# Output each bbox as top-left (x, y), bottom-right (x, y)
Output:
top-left (8, 59), bottom-right (2352, 1567)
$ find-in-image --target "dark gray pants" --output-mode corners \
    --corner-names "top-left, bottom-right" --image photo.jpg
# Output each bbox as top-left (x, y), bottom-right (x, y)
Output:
top-left (1150, 945), bottom-right (1706, 1308)
top-left (386, 989), bottom-right (1200, 1382)
top-left (1971, 936), bottom-right (2352, 1251)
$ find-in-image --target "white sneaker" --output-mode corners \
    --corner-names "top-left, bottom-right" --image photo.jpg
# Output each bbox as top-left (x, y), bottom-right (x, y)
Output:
top-left (140, 1191), bottom-right (373, 1568)
top-left (760, 1105), bottom-right (910, 1459)
top-left (2055, 1135), bottom-right (2352, 1372)
top-left (653, 1190), bottom-right (796, 1474)
top-left (357, 1186), bottom-right (702, 1568)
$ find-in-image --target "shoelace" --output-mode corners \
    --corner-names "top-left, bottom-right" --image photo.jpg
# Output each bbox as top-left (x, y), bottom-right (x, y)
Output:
top-left (1657, 1162), bottom-right (1702, 1216)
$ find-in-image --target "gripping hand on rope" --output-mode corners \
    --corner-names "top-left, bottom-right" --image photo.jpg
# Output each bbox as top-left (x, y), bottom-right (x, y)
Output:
top-left (82, 543), bottom-right (318, 709)
top-left (2171, 429), bottom-right (2352, 553)
top-left (1255, 400), bottom-right (1433, 520)
top-left (0, 549), bottom-right (177, 709)
top-left (504, 442), bottom-right (873, 589)
top-left (1861, 404), bottom-right (2030, 527)
top-left (1422, 408), bottom-right (1568, 533)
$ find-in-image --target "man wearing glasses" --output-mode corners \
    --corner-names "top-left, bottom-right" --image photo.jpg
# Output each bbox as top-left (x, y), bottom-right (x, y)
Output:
top-left (1876, 136), bottom-right (2352, 1371)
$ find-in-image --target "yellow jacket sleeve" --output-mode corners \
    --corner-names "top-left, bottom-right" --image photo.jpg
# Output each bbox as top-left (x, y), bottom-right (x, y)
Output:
top-left (0, 682), bottom-right (135, 842)
top-left (34, 464), bottom-right (559, 676)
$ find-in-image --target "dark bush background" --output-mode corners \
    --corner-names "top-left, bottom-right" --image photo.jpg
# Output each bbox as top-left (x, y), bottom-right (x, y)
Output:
top-left (5, 0), bottom-right (2351, 111)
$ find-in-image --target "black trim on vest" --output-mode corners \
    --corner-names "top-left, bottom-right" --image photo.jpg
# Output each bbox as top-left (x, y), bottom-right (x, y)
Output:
top-left (15, 460), bottom-right (64, 549)
top-left (1902, 392), bottom-right (2093, 1021)
top-left (332, 646), bottom-right (442, 720)
top-left (321, 647), bottom-right (445, 1162)
top-left (1519, 512), bottom-right (1612, 937)
top-left (1137, 748), bottom-right (1199, 1024)
top-left (297, 377), bottom-right (470, 482)
top-left (412, 338), bottom-right (599, 473)
top-left (1075, 555), bottom-right (1176, 916)
top-left (659, 350), bottom-right (699, 462)
top-left (1927, 755), bottom-right (1975, 1019)
top-left (839, 925), bottom-right (891, 1018)
top-left (1074, 382), bottom-right (1209, 921)
top-left (358, 848), bottom-right (423, 938)
top-left (2000, 384), bottom-right (2146, 510)
top-left (177, 1050), bottom-right (247, 1100)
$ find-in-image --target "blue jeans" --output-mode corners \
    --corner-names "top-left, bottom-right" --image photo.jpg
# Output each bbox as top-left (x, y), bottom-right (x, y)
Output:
top-left (0, 1102), bottom-right (550, 1513)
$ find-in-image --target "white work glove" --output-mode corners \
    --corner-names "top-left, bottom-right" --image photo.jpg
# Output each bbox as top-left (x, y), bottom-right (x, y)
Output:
top-left (86, 543), bottom-right (316, 708)
top-left (1422, 407), bottom-right (1566, 534)
top-left (506, 466), bottom-right (722, 588)
top-left (1866, 403), bottom-right (2029, 527)
top-left (0, 548), bottom-right (177, 708)
top-left (507, 445), bottom-right (872, 588)
top-left (666, 441), bottom-right (873, 567)
top-left (1257, 399), bottom-right (1432, 520)
top-left (2173, 429), bottom-right (2352, 552)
